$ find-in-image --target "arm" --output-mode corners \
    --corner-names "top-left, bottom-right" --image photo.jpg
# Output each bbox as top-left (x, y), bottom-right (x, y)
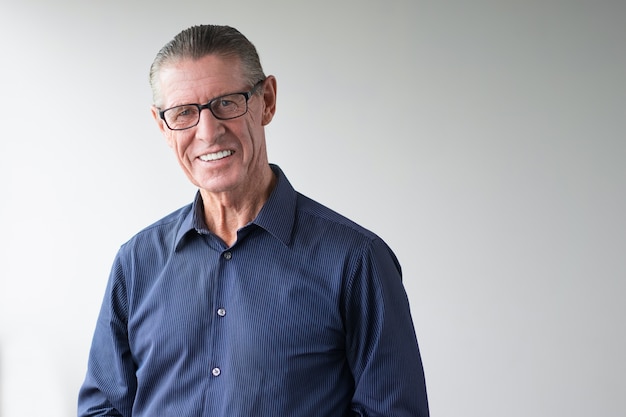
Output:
top-left (78, 253), bottom-right (137, 417)
top-left (345, 238), bottom-right (429, 417)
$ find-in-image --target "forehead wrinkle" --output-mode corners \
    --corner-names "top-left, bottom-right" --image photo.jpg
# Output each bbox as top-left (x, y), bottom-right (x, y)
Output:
top-left (158, 56), bottom-right (246, 108)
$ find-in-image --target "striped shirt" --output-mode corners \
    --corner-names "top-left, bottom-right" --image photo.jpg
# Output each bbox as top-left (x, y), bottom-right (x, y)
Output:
top-left (78, 164), bottom-right (429, 417)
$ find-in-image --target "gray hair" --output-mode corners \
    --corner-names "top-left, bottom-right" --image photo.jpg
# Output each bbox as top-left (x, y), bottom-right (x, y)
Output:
top-left (149, 25), bottom-right (266, 106)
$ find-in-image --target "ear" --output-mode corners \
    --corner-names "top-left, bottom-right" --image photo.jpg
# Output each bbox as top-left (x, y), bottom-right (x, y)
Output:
top-left (261, 75), bottom-right (277, 126)
top-left (151, 105), bottom-right (175, 148)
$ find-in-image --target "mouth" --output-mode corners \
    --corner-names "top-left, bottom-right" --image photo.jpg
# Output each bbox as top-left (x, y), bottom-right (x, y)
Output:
top-left (198, 150), bottom-right (234, 162)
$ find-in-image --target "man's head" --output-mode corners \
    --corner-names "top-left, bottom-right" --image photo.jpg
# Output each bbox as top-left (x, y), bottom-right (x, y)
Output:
top-left (149, 25), bottom-right (266, 107)
top-left (149, 25), bottom-right (277, 199)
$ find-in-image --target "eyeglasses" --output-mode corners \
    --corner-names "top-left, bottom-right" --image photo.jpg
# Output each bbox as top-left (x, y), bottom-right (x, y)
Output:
top-left (158, 80), bottom-right (265, 130)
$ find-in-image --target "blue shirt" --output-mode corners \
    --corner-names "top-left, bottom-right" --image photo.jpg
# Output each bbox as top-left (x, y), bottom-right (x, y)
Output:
top-left (78, 165), bottom-right (429, 417)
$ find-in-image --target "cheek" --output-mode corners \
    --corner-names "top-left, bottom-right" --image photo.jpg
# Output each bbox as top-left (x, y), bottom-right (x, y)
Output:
top-left (243, 119), bottom-right (263, 147)
top-left (163, 130), bottom-right (176, 149)
top-left (168, 133), bottom-right (192, 157)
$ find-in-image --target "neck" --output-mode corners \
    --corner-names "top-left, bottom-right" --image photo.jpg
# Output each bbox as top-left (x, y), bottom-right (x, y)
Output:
top-left (200, 167), bottom-right (276, 247)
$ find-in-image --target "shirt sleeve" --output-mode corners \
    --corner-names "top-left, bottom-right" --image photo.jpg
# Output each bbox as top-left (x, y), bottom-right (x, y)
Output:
top-left (345, 238), bottom-right (429, 417)
top-left (78, 252), bottom-right (137, 417)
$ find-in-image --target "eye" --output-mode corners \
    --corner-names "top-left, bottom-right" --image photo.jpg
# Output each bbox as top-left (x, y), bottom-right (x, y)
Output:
top-left (163, 105), bottom-right (200, 129)
top-left (217, 98), bottom-right (237, 109)
top-left (172, 106), bottom-right (198, 120)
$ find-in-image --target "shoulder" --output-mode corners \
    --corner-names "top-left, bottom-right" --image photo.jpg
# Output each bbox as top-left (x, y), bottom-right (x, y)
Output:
top-left (295, 192), bottom-right (401, 266)
top-left (295, 192), bottom-right (403, 289)
top-left (117, 203), bottom-right (193, 256)
top-left (295, 192), bottom-right (382, 247)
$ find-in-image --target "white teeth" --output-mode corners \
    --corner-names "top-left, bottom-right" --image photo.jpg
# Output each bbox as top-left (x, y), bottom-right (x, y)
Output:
top-left (199, 150), bottom-right (233, 161)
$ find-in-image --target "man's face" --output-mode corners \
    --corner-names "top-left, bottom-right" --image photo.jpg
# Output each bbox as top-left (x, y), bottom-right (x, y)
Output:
top-left (152, 55), bottom-right (276, 196)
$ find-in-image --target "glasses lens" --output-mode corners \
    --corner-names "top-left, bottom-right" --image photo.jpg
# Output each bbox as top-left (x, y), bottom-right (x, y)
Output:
top-left (164, 105), bottom-right (200, 130)
top-left (162, 92), bottom-right (251, 130)
top-left (210, 94), bottom-right (247, 120)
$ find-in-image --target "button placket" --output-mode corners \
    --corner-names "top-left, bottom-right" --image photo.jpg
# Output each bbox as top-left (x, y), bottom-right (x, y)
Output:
top-left (212, 250), bottom-right (231, 380)
top-left (217, 251), bottom-right (228, 318)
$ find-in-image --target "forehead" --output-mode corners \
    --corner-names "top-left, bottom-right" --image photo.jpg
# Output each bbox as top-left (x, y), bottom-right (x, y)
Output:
top-left (157, 54), bottom-right (246, 106)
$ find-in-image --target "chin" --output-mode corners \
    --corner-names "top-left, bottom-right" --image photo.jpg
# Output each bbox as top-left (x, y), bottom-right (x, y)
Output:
top-left (197, 177), bottom-right (240, 194)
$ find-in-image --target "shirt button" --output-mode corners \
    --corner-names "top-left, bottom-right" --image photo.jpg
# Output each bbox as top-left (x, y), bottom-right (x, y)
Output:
top-left (223, 251), bottom-right (232, 260)
top-left (212, 367), bottom-right (221, 377)
top-left (217, 308), bottom-right (226, 317)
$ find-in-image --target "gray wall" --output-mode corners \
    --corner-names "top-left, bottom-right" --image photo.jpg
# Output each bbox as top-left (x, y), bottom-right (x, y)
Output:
top-left (1, 1), bottom-right (624, 416)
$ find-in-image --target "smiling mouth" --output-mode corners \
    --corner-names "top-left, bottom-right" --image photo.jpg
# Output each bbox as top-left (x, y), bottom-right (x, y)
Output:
top-left (199, 150), bottom-right (234, 162)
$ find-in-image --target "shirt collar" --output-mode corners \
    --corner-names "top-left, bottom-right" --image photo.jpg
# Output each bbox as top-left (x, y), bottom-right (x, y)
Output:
top-left (175, 164), bottom-right (296, 249)
top-left (253, 164), bottom-right (296, 246)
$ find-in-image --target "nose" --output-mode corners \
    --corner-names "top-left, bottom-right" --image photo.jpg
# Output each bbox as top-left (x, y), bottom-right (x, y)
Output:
top-left (195, 107), bottom-right (225, 143)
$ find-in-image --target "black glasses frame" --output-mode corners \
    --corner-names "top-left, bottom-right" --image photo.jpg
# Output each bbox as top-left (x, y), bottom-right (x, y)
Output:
top-left (158, 79), bottom-right (265, 130)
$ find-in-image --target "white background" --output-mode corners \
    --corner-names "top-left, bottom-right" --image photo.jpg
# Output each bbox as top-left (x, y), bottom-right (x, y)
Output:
top-left (1, 1), bottom-right (625, 416)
